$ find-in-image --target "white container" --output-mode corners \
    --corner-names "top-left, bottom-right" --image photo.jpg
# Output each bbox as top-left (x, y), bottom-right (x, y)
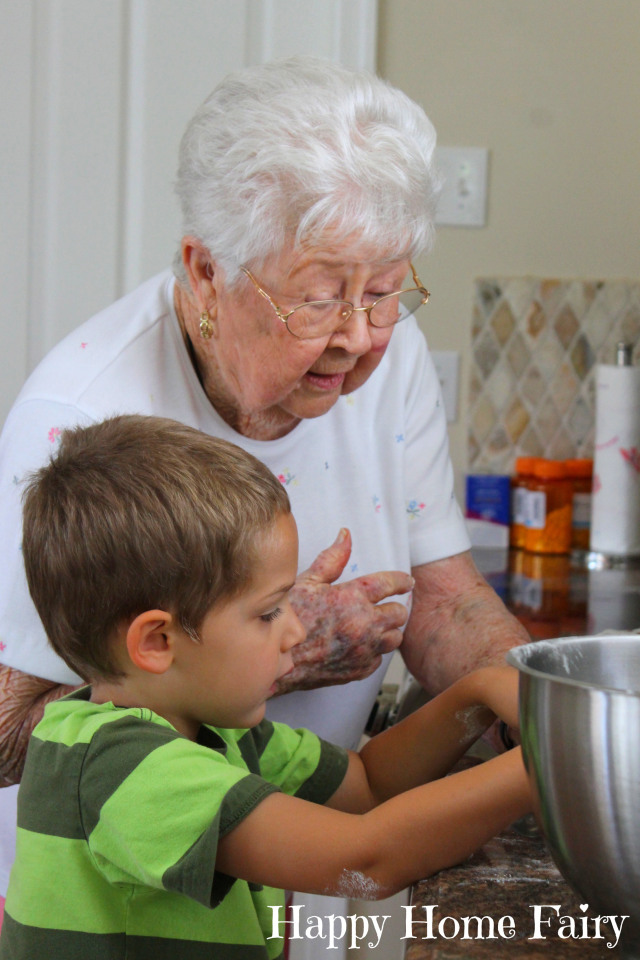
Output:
top-left (590, 345), bottom-right (640, 561)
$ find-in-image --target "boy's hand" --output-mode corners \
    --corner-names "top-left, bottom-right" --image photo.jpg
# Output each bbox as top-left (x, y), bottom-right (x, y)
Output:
top-left (468, 665), bottom-right (520, 734)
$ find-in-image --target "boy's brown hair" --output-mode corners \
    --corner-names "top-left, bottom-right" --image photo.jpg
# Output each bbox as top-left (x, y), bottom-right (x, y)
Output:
top-left (22, 415), bottom-right (291, 680)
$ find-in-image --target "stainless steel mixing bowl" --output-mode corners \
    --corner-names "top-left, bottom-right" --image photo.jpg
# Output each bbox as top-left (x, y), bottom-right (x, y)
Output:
top-left (507, 634), bottom-right (640, 952)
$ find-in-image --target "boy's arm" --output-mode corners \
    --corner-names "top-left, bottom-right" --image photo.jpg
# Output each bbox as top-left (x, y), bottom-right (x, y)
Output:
top-left (317, 664), bottom-right (518, 814)
top-left (216, 665), bottom-right (529, 899)
top-left (216, 749), bottom-right (529, 900)
top-left (349, 664), bottom-right (519, 804)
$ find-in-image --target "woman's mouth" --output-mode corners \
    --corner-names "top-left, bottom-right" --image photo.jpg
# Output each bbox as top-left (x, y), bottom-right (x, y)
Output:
top-left (304, 370), bottom-right (347, 390)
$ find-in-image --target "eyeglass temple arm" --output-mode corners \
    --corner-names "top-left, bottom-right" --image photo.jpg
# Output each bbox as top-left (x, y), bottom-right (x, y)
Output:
top-left (409, 263), bottom-right (430, 303)
top-left (241, 267), bottom-right (289, 321)
top-left (409, 262), bottom-right (425, 290)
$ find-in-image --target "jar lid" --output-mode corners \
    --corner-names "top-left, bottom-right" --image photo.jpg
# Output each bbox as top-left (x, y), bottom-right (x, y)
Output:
top-left (564, 458), bottom-right (593, 477)
top-left (533, 458), bottom-right (567, 479)
top-left (515, 456), bottom-right (536, 474)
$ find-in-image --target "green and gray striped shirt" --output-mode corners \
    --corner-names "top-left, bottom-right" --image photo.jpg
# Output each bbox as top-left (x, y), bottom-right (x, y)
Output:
top-left (0, 688), bottom-right (348, 959)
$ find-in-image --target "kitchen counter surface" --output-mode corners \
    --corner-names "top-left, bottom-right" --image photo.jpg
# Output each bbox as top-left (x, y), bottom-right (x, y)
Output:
top-left (407, 820), bottom-right (623, 958)
top-left (406, 550), bottom-right (639, 959)
top-left (477, 547), bottom-right (640, 640)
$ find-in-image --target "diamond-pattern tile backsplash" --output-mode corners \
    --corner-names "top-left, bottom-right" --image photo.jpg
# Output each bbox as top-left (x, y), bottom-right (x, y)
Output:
top-left (469, 278), bottom-right (640, 474)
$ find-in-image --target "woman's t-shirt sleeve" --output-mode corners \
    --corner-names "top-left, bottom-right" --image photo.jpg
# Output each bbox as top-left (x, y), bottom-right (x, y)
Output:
top-left (401, 324), bottom-right (470, 566)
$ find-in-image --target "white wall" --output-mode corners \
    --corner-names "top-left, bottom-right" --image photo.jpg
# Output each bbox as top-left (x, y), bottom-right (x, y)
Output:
top-left (0, 0), bottom-right (377, 428)
top-left (378, 0), bottom-right (640, 501)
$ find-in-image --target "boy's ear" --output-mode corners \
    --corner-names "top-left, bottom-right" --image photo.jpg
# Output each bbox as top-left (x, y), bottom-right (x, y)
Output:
top-left (126, 610), bottom-right (176, 675)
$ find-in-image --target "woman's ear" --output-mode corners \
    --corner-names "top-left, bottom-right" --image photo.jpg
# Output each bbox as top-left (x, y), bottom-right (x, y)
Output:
top-left (181, 236), bottom-right (217, 316)
top-left (126, 610), bottom-right (176, 675)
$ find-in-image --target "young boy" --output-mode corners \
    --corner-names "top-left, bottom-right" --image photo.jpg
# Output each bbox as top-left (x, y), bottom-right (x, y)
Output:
top-left (0, 415), bottom-right (530, 959)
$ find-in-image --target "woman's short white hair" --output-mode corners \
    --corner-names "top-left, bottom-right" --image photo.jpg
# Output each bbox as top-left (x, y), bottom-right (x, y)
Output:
top-left (173, 56), bottom-right (441, 285)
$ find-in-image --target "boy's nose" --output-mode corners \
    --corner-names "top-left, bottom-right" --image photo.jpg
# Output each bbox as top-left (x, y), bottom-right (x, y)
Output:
top-left (283, 610), bottom-right (306, 651)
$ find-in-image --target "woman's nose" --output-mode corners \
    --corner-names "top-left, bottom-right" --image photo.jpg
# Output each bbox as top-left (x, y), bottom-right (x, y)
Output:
top-left (327, 305), bottom-right (373, 354)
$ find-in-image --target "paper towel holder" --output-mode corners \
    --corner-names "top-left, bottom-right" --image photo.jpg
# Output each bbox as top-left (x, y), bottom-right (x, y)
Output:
top-left (587, 339), bottom-right (640, 569)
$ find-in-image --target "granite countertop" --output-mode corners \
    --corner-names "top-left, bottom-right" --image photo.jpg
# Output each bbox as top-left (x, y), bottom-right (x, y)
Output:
top-left (407, 822), bottom-right (623, 958)
top-left (406, 552), bottom-right (639, 959)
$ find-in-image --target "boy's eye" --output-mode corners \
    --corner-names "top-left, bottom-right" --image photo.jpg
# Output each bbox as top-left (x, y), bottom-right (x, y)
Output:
top-left (260, 608), bottom-right (282, 623)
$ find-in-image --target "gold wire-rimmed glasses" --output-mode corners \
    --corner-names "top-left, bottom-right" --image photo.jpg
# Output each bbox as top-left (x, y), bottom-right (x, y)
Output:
top-left (241, 263), bottom-right (430, 340)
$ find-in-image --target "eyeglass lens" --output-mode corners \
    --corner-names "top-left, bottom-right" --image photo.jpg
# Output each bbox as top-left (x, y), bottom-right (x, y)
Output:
top-left (287, 288), bottom-right (427, 338)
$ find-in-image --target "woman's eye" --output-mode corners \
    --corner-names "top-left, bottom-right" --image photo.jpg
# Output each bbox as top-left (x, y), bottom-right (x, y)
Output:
top-left (260, 608), bottom-right (282, 623)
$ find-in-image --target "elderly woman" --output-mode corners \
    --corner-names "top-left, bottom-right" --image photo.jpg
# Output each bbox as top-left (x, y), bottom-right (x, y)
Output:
top-left (0, 57), bottom-right (528, 796)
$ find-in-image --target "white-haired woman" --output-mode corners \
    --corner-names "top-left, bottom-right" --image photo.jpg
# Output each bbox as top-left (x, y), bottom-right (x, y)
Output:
top-left (0, 57), bottom-right (527, 791)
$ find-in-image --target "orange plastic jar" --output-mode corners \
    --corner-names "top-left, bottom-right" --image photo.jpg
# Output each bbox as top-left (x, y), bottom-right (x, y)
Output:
top-left (524, 459), bottom-right (572, 554)
top-left (564, 458), bottom-right (593, 551)
top-left (510, 457), bottom-right (537, 549)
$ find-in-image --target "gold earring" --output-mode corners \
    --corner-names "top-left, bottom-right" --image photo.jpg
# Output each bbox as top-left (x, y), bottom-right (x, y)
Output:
top-left (199, 311), bottom-right (213, 340)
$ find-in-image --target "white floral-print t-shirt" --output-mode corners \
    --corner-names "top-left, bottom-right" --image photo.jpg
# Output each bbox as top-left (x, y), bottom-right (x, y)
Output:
top-left (0, 270), bottom-right (469, 749)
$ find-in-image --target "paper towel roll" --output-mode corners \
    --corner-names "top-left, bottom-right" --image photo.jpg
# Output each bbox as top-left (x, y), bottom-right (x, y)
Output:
top-left (590, 361), bottom-right (640, 557)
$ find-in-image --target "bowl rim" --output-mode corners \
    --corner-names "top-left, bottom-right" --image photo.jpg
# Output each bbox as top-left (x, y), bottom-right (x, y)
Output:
top-left (506, 633), bottom-right (640, 698)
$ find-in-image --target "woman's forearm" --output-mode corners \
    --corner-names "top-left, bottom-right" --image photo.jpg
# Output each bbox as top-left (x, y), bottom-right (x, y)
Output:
top-left (0, 664), bottom-right (77, 785)
top-left (402, 551), bottom-right (530, 696)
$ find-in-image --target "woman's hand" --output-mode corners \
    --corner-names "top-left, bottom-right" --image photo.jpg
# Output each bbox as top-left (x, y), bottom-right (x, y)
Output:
top-left (0, 664), bottom-right (77, 785)
top-left (274, 529), bottom-right (414, 694)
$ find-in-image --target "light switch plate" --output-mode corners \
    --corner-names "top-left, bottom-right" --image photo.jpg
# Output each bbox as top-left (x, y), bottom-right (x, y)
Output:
top-left (434, 147), bottom-right (489, 227)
